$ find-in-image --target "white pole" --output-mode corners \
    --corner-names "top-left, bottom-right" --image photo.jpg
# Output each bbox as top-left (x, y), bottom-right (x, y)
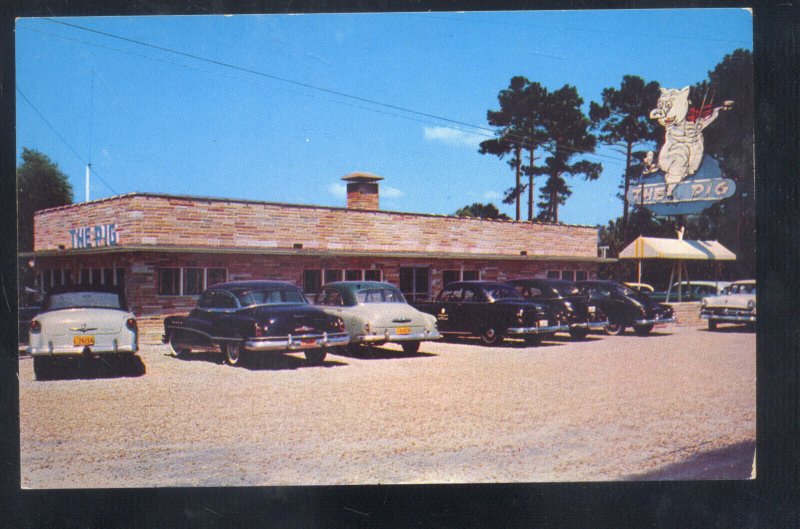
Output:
top-left (85, 163), bottom-right (91, 202)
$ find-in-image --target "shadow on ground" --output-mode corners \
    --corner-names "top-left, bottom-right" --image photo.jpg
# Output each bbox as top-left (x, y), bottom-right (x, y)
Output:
top-left (168, 351), bottom-right (347, 371)
top-left (699, 325), bottom-right (756, 334)
top-left (439, 335), bottom-right (564, 349)
top-left (31, 355), bottom-right (146, 381)
top-left (331, 345), bottom-right (437, 360)
top-left (626, 440), bottom-right (755, 480)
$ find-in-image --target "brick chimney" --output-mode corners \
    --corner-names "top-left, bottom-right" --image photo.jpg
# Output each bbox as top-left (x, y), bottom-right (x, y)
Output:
top-left (342, 172), bottom-right (383, 210)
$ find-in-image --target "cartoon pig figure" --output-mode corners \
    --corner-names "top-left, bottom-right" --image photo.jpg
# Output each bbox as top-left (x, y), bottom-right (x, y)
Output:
top-left (649, 87), bottom-right (733, 197)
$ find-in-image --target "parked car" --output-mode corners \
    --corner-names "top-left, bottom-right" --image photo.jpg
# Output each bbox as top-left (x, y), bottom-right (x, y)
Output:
top-left (575, 280), bottom-right (676, 336)
top-left (650, 281), bottom-right (732, 303)
top-left (413, 280), bottom-right (567, 346)
top-left (508, 278), bottom-right (608, 340)
top-left (700, 279), bottom-right (756, 330)
top-left (314, 281), bottom-right (441, 354)
top-left (163, 280), bottom-right (348, 366)
top-left (18, 304), bottom-right (41, 344)
top-left (27, 285), bottom-right (139, 380)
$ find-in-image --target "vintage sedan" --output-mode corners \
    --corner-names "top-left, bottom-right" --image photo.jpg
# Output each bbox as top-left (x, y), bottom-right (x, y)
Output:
top-left (576, 280), bottom-right (676, 336)
top-left (508, 278), bottom-right (608, 340)
top-left (27, 285), bottom-right (139, 380)
top-left (413, 280), bottom-right (567, 346)
top-left (163, 280), bottom-right (348, 366)
top-left (315, 281), bottom-right (441, 354)
top-left (700, 279), bottom-right (756, 330)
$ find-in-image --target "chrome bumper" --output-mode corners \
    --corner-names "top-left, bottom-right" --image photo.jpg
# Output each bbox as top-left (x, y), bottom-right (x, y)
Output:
top-left (506, 323), bottom-right (571, 335)
top-left (634, 316), bottom-right (677, 326)
top-left (701, 313), bottom-right (756, 323)
top-left (244, 332), bottom-right (350, 352)
top-left (355, 329), bottom-right (442, 343)
top-left (571, 320), bottom-right (609, 330)
top-left (29, 340), bottom-right (138, 356)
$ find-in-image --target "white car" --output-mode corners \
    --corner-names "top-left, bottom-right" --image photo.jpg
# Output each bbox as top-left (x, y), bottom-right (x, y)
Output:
top-left (699, 279), bottom-right (756, 330)
top-left (27, 286), bottom-right (139, 380)
top-left (315, 281), bottom-right (441, 354)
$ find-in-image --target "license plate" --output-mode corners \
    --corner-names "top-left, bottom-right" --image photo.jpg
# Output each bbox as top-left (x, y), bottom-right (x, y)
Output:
top-left (588, 306), bottom-right (596, 314)
top-left (538, 320), bottom-right (549, 327)
top-left (301, 338), bottom-right (317, 346)
top-left (396, 326), bottom-right (411, 335)
top-left (73, 335), bottom-right (94, 346)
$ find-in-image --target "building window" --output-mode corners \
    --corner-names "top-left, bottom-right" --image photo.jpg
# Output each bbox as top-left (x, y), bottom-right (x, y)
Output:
top-left (364, 269), bottom-right (382, 281)
top-left (158, 268), bottom-right (181, 296)
top-left (575, 270), bottom-right (588, 281)
top-left (303, 270), bottom-right (322, 294)
top-left (207, 268), bottom-right (227, 287)
top-left (546, 270), bottom-right (560, 279)
top-left (62, 269), bottom-right (72, 287)
top-left (91, 268), bottom-right (101, 285)
top-left (80, 269), bottom-right (91, 284)
top-left (115, 268), bottom-right (125, 288)
top-left (443, 270), bottom-right (460, 286)
top-left (183, 268), bottom-right (204, 296)
top-left (103, 268), bottom-right (114, 286)
top-left (345, 269), bottom-right (362, 281)
top-left (324, 269), bottom-right (342, 284)
top-left (462, 270), bottom-right (479, 281)
top-left (400, 266), bottom-right (430, 302)
top-left (561, 270), bottom-right (575, 281)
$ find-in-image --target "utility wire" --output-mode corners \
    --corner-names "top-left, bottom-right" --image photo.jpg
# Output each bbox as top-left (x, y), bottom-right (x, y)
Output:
top-left (17, 87), bottom-right (119, 196)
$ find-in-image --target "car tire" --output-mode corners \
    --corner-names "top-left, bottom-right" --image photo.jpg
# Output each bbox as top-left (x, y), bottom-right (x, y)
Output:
top-left (401, 341), bottom-right (421, 354)
top-left (569, 327), bottom-right (589, 340)
top-left (33, 356), bottom-right (53, 381)
top-left (480, 327), bottom-right (503, 346)
top-left (304, 349), bottom-right (326, 366)
top-left (708, 320), bottom-right (718, 331)
top-left (168, 332), bottom-right (190, 358)
top-left (224, 341), bottom-right (242, 366)
top-left (605, 322), bottom-right (625, 336)
top-left (524, 334), bottom-right (542, 347)
top-left (633, 324), bottom-right (654, 336)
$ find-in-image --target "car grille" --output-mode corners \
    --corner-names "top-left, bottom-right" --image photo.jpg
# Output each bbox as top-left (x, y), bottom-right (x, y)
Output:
top-left (702, 308), bottom-right (754, 317)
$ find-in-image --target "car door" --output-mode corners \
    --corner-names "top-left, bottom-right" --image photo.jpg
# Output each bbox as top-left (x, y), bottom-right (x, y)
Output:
top-left (461, 286), bottom-right (491, 334)
top-left (586, 285), bottom-right (623, 324)
top-left (436, 286), bottom-right (463, 332)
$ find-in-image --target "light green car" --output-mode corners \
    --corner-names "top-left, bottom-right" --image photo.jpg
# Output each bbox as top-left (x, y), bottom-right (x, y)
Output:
top-left (314, 281), bottom-right (441, 354)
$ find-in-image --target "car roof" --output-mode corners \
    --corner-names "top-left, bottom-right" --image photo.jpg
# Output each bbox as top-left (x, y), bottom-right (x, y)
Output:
top-left (210, 280), bottom-right (299, 290)
top-left (323, 281), bottom-right (399, 292)
top-left (731, 279), bottom-right (756, 285)
top-left (446, 281), bottom-right (514, 288)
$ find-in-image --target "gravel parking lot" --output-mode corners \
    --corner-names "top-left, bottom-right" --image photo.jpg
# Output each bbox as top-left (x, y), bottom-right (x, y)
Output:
top-left (19, 325), bottom-right (755, 488)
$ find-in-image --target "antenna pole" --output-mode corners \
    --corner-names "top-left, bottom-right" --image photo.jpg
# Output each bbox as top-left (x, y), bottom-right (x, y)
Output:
top-left (85, 163), bottom-right (91, 202)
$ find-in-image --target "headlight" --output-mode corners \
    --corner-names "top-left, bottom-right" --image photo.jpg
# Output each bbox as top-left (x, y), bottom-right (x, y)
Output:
top-left (30, 320), bottom-right (41, 334)
top-left (563, 301), bottom-right (572, 310)
top-left (747, 299), bottom-right (755, 310)
top-left (126, 318), bottom-right (138, 332)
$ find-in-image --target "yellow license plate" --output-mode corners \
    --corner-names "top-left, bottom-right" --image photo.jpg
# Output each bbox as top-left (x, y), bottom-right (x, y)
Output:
top-left (73, 335), bottom-right (95, 346)
top-left (396, 327), bottom-right (411, 335)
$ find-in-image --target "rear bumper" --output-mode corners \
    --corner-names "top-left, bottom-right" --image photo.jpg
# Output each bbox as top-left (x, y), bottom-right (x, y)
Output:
top-left (701, 312), bottom-right (756, 323)
top-left (506, 323), bottom-right (571, 335)
top-left (571, 320), bottom-right (609, 330)
top-left (243, 332), bottom-right (350, 352)
top-left (634, 316), bottom-right (677, 326)
top-left (29, 339), bottom-right (137, 356)
top-left (355, 329), bottom-right (442, 344)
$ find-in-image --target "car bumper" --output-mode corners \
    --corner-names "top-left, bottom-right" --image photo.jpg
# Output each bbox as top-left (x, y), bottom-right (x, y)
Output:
top-left (571, 320), bottom-right (609, 330)
top-left (506, 323), bottom-right (571, 335)
top-left (701, 312), bottom-right (756, 323)
top-left (243, 332), bottom-right (350, 352)
top-left (634, 316), bottom-right (677, 326)
top-left (29, 339), bottom-right (138, 356)
top-left (354, 329), bottom-right (442, 343)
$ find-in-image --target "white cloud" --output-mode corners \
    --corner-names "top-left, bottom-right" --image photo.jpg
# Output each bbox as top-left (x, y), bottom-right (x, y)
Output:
top-left (423, 126), bottom-right (484, 148)
top-left (327, 182), bottom-right (347, 198)
top-left (382, 186), bottom-right (404, 198)
top-left (483, 191), bottom-right (502, 201)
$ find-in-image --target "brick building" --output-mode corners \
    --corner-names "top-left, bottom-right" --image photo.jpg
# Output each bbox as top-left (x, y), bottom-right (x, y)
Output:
top-left (27, 173), bottom-right (610, 342)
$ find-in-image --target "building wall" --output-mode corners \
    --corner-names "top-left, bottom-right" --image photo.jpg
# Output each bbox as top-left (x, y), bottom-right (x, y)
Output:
top-left (34, 194), bottom-right (599, 259)
top-left (33, 251), bottom-right (598, 343)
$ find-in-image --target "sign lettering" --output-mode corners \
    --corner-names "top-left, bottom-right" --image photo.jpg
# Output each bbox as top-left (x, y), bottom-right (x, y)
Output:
top-left (69, 224), bottom-right (118, 249)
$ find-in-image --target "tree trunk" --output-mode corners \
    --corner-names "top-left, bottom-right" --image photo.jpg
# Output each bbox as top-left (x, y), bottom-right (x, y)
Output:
top-left (514, 145), bottom-right (522, 221)
top-left (552, 188), bottom-right (559, 223)
top-left (622, 141), bottom-right (632, 239)
top-left (527, 148), bottom-right (534, 221)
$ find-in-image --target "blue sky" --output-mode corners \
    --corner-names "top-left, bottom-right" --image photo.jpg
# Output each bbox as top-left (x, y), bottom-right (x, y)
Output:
top-left (15, 9), bottom-right (752, 226)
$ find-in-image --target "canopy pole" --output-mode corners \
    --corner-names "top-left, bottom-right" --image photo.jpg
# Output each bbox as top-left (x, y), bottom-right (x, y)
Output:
top-left (677, 260), bottom-right (683, 302)
top-left (637, 259), bottom-right (642, 285)
top-left (666, 263), bottom-right (676, 303)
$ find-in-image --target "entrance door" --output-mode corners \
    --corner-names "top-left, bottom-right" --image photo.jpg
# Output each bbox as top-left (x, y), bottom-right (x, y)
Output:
top-left (399, 266), bottom-right (430, 302)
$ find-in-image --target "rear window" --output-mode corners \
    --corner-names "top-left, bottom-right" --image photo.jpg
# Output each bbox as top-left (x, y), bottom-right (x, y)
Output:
top-left (357, 288), bottom-right (406, 304)
top-left (48, 292), bottom-right (123, 310)
top-left (488, 285), bottom-right (523, 300)
top-left (237, 288), bottom-right (307, 306)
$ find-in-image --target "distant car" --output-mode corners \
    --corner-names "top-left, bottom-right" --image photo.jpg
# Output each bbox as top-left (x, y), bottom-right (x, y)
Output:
top-left (413, 280), bottom-right (567, 346)
top-left (27, 285), bottom-right (139, 380)
top-left (508, 278), bottom-right (608, 340)
top-left (650, 281), bottom-right (732, 302)
top-left (623, 282), bottom-right (655, 294)
top-left (163, 280), bottom-right (349, 366)
top-left (700, 279), bottom-right (756, 331)
top-left (315, 281), bottom-right (441, 354)
top-left (575, 280), bottom-right (676, 336)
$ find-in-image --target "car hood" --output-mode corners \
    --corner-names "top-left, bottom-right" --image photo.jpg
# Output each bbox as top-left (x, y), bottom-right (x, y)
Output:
top-left (335, 302), bottom-right (435, 326)
top-left (702, 294), bottom-right (756, 309)
top-left (35, 308), bottom-right (132, 334)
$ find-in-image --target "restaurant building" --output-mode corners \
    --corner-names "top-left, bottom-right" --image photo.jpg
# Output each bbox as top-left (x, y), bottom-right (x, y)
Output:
top-left (28, 173), bottom-right (611, 342)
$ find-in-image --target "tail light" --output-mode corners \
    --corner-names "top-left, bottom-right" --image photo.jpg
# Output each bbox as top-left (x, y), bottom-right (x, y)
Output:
top-left (126, 318), bottom-right (138, 332)
top-left (253, 322), bottom-right (266, 337)
top-left (30, 320), bottom-right (41, 334)
top-left (331, 317), bottom-right (345, 332)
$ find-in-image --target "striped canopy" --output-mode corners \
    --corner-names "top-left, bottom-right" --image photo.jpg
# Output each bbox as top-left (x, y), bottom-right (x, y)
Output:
top-left (619, 236), bottom-right (736, 261)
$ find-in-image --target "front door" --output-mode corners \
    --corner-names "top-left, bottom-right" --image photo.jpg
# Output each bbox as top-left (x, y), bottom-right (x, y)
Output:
top-left (399, 266), bottom-right (430, 303)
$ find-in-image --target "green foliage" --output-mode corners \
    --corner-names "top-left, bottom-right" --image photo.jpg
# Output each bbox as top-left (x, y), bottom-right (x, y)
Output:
top-left (17, 148), bottom-right (73, 252)
top-left (454, 202), bottom-right (511, 220)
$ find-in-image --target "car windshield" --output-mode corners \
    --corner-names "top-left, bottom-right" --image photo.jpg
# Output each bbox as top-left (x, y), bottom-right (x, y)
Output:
top-left (554, 283), bottom-right (581, 297)
top-left (617, 285), bottom-right (650, 303)
top-left (728, 283), bottom-right (756, 295)
top-left (237, 288), bottom-right (307, 306)
top-left (488, 285), bottom-right (523, 300)
top-left (356, 288), bottom-right (407, 304)
top-left (47, 291), bottom-right (123, 310)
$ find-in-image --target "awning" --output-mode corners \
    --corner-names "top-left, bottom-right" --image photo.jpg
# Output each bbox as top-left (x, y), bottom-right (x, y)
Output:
top-left (618, 237), bottom-right (736, 261)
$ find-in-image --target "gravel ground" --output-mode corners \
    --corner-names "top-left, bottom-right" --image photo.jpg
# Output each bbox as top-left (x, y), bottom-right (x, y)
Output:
top-left (18, 325), bottom-right (755, 488)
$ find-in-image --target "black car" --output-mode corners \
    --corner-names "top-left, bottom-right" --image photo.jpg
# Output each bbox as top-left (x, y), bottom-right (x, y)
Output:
top-left (163, 280), bottom-right (349, 366)
top-left (508, 278), bottom-right (609, 340)
top-left (413, 280), bottom-right (568, 346)
top-left (575, 280), bottom-right (676, 336)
